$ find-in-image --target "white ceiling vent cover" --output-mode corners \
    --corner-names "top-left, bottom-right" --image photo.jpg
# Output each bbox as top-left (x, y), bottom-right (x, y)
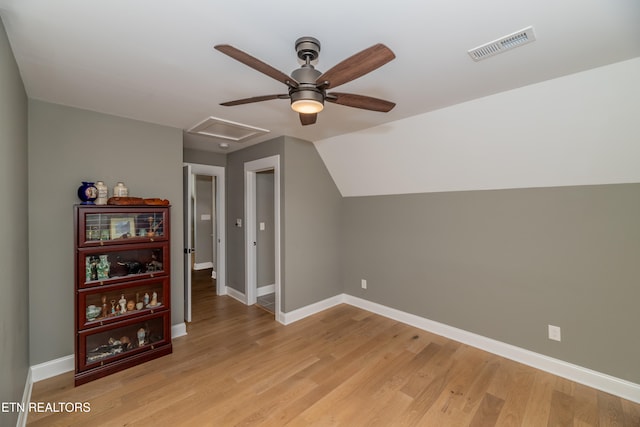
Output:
top-left (468, 26), bottom-right (536, 61)
top-left (187, 116), bottom-right (269, 142)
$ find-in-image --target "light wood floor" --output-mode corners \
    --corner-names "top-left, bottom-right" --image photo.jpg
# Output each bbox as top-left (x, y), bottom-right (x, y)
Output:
top-left (28, 270), bottom-right (640, 426)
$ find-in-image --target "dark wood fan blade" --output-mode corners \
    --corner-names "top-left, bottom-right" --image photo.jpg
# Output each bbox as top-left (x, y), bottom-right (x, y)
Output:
top-left (299, 113), bottom-right (317, 126)
top-left (220, 94), bottom-right (288, 107)
top-left (215, 44), bottom-right (299, 88)
top-left (316, 44), bottom-right (395, 89)
top-left (326, 92), bottom-right (395, 112)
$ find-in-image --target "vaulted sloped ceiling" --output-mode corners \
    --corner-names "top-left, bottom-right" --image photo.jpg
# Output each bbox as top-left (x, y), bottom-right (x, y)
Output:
top-left (316, 58), bottom-right (640, 196)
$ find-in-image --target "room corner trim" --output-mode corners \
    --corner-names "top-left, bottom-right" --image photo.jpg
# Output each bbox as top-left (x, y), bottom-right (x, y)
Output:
top-left (17, 368), bottom-right (33, 427)
top-left (225, 286), bottom-right (247, 304)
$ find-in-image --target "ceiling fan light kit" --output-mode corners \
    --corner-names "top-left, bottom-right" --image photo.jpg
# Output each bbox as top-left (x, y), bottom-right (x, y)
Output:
top-left (291, 97), bottom-right (324, 114)
top-left (214, 36), bottom-right (396, 125)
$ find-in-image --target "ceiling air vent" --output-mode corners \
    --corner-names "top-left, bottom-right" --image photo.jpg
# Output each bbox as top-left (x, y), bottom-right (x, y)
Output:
top-left (468, 26), bottom-right (536, 61)
top-left (187, 116), bottom-right (269, 142)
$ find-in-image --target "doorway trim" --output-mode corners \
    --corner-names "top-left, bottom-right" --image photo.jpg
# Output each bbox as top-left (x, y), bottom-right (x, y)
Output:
top-left (245, 155), bottom-right (282, 323)
top-left (183, 163), bottom-right (226, 323)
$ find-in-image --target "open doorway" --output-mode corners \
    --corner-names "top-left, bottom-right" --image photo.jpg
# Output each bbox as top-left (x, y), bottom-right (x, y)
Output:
top-left (183, 163), bottom-right (226, 323)
top-left (244, 155), bottom-right (282, 322)
top-left (193, 175), bottom-right (216, 273)
top-left (255, 170), bottom-right (275, 314)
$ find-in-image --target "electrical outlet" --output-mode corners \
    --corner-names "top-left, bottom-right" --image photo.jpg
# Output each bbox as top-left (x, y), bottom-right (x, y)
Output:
top-left (548, 325), bottom-right (561, 342)
top-left (361, 279), bottom-right (367, 289)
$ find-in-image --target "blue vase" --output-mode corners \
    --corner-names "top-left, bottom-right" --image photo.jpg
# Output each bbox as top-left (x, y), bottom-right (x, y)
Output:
top-left (77, 181), bottom-right (98, 204)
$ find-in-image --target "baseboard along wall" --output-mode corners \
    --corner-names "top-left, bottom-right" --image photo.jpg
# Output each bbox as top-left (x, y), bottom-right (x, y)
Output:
top-left (281, 293), bottom-right (640, 404)
top-left (26, 296), bottom-right (640, 405)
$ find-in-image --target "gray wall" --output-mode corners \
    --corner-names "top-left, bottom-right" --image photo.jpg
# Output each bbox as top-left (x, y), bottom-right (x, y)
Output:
top-left (183, 147), bottom-right (226, 167)
top-left (28, 100), bottom-right (184, 365)
top-left (224, 136), bottom-right (343, 312)
top-left (282, 137), bottom-right (342, 311)
top-left (342, 183), bottom-right (640, 384)
top-left (226, 137), bottom-right (285, 293)
top-left (194, 175), bottom-right (214, 266)
top-left (0, 17), bottom-right (29, 427)
top-left (256, 171), bottom-right (275, 288)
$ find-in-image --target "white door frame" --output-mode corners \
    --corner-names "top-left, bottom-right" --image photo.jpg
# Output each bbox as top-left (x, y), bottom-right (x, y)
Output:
top-left (245, 155), bottom-right (282, 323)
top-left (183, 163), bottom-right (226, 322)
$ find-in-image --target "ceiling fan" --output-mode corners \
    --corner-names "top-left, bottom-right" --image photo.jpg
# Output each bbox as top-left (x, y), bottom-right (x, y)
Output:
top-left (214, 37), bottom-right (396, 126)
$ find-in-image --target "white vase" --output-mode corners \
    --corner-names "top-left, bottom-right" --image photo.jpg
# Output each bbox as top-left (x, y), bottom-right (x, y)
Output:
top-left (113, 182), bottom-right (128, 197)
top-left (95, 181), bottom-right (108, 205)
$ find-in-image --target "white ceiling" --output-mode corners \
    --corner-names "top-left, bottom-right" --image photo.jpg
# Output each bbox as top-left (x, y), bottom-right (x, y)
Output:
top-left (1, 0), bottom-right (639, 153)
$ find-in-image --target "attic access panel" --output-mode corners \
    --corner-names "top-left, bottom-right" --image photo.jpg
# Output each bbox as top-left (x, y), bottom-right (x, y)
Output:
top-left (187, 116), bottom-right (269, 142)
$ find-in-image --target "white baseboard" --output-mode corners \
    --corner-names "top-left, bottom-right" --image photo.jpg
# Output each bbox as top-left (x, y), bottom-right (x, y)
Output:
top-left (30, 322), bottom-right (188, 385)
top-left (257, 284), bottom-right (275, 297)
top-left (341, 294), bottom-right (640, 404)
top-left (30, 354), bottom-right (74, 383)
top-left (172, 322), bottom-right (187, 339)
top-left (217, 282), bottom-right (227, 296)
top-left (193, 262), bottom-right (214, 271)
top-left (225, 286), bottom-right (247, 304)
top-left (28, 293), bottom-right (640, 404)
top-left (280, 294), bottom-right (344, 325)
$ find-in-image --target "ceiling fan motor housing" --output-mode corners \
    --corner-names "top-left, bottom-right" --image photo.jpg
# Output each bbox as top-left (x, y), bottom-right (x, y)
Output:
top-left (290, 87), bottom-right (324, 105)
top-left (295, 36), bottom-right (320, 61)
top-left (290, 65), bottom-right (325, 109)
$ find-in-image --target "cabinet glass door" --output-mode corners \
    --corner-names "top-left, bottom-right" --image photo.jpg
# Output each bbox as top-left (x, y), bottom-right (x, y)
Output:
top-left (78, 312), bottom-right (169, 371)
top-left (77, 207), bottom-right (168, 247)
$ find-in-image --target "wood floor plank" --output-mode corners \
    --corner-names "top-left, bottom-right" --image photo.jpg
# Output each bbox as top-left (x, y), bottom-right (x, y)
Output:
top-left (622, 398), bottom-right (640, 427)
top-left (573, 382), bottom-right (600, 426)
top-left (27, 270), bottom-right (640, 426)
top-left (468, 393), bottom-right (505, 427)
top-left (491, 360), bottom-right (536, 427)
top-left (547, 389), bottom-right (575, 426)
top-left (598, 391), bottom-right (627, 426)
top-left (521, 370), bottom-right (557, 426)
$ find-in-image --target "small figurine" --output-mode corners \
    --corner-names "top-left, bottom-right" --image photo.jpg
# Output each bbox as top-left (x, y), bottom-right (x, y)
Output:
top-left (120, 336), bottom-right (131, 350)
top-left (146, 252), bottom-right (163, 272)
top-left (116, 259), bottom-right (142, 275)
top-left (119, 294), bottom-right (127, 313)
top-left (110, 299), bottom-right (116, 314)
top-left (143, 292), bottom-right (149, 305)
top-left (146, 216), bottom-right (163, 237)
top-left (149, 291), bottom-right (158, 307)
top-left (137, 328), bottom-right (146, 347)
top-left (90, 256), bottom-right (99, 281)
top-left (101, 295), bottom-right (108, 318)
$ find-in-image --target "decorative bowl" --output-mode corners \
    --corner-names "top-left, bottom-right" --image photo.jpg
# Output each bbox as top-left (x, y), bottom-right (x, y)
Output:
top-left (86, 305), bottom-right (101, 321)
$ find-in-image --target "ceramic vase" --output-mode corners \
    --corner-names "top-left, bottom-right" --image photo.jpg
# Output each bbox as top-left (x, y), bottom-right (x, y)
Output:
top-left (77, 181), bottom-right (98, 204)
top-left (95, 181), bottom-right (108, 205)
top-left (113, 182), bottom-right (128, 197)
top-left (97, 255), bottom-right (110, 279)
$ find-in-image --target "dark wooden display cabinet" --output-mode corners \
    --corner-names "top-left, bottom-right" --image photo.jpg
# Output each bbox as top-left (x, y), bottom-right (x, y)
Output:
top-left (74, 205), bottom-right (172, 386)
